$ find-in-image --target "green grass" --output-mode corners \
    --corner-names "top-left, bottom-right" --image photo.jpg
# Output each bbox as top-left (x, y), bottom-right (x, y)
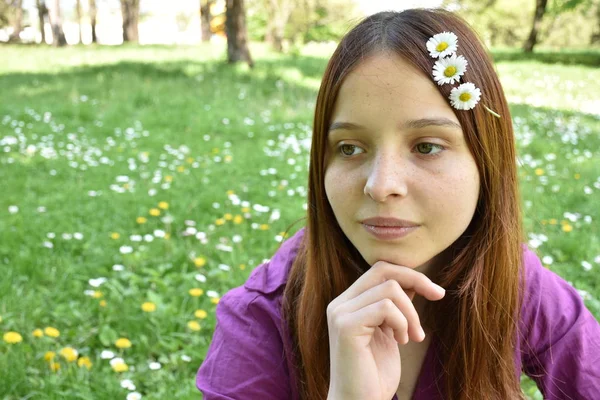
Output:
top-left (0, 42), bottom-right (599, 399)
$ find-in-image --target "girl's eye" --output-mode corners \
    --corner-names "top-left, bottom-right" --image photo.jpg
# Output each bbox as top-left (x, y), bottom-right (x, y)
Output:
top-left (338, 144), bottom-right (364, 157)
top-left (415, 143), bottom-right (444, 156)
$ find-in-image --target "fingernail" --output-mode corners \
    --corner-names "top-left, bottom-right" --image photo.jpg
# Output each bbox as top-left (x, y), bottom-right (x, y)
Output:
top-left (419, 326), bottom-right (426, 340)
top-left (435, 284), bottom-right (445, 294)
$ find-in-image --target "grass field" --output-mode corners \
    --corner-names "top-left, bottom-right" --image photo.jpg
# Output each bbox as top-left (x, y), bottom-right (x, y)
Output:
top-left (1, 42), bottom-right (599, 399)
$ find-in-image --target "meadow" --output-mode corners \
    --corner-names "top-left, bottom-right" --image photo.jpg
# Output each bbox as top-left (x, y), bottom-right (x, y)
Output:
top-left (0, 42), bottom-right (599, 399)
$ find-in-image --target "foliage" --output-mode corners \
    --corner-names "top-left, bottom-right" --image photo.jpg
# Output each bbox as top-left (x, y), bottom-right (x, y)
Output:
top-left (443, 0), bottom-right (600, 48)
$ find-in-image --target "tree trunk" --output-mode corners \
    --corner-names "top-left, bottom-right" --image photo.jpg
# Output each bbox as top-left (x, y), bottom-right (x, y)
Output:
top-left (89, 0), bottom-right (97, 43)
top-left (225, 0), bottom-right (254, 68)
top-left (49, 0), bottom-right (67, 46)
top-left (36, 0), bottom-right (48, 44)
top-left (120, 0), bottom-right (140, 43)
top-left (591, 4), bottom-right (600, 45)
top-left (200, 0), bottom-right (213, 42)
top-left (268, 0), bottom-right (293, 53)
top-left (523, 0), bottom-right (548, 53)
top-left (76, 0), bottom-right (83, 43)
top-left (8, 0), bottom-right (23, 42)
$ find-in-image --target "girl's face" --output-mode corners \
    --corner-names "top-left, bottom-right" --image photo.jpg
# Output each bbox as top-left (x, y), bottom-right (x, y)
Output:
top-left (324, 52), bottom-right (480, 277)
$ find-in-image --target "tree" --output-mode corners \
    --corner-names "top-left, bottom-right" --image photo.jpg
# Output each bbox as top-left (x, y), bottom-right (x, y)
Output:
top-left (49, 0), bottom-right (66, 46)
top-left (89, 0), bottom-right (98, 43)
top-left (523, 0), bottom-right (548, 52)
top-left (75, 0), bottom-right (83, 43)
top-left (35, 0), bottom-right (48, 44)
top-left (8, 0), bottom-right (23, 42)
top-left (200, 0), bottom-right (214, 42)
top-left (120, 0), bottom-right (140, 43)
top-left (265, 0), bottom-right (293, 52)
top-left (225, 0), bottom-right (254, 68)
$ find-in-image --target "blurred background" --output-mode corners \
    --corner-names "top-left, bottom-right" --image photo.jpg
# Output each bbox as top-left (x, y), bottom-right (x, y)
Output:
top-left (1, 1), bottom-right (599, 399)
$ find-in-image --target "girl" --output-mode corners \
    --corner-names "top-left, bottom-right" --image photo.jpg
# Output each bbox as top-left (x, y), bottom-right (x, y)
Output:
top-left (196, 8), bottom-right (600, 400)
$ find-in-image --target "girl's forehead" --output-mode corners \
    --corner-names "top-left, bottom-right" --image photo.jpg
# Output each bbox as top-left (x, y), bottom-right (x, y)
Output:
top-left (332, 54), bottom-right (458, 125)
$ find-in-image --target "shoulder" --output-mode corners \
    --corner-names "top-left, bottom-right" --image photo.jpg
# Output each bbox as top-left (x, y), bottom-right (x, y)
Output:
top-left (196, 228), bottom-right (306, 399)
top-left (518, 245), bottom-right (600, 398)
top-left (243, 226), bottom-right (306, 295)
top-left (214, 226), bottom-right (305, 333)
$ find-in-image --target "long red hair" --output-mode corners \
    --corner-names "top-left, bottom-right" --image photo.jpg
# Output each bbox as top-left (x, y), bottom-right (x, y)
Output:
top-left (282, 8), bottom-right (526, 399)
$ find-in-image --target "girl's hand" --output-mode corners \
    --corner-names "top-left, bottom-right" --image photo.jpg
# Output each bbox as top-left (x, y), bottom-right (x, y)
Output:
top-left (326, 260), bottom-right (446, 400)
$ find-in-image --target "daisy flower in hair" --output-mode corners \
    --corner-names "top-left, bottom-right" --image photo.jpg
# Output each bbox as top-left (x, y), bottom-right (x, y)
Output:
top-left (426, 31), bottom-right (458, 58)
top-left (432, 54), bottom-right (468, 85)
top-left (449, 82), bottom-right (481, 110)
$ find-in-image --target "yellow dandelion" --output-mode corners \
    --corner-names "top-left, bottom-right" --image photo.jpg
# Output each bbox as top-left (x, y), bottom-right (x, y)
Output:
top-left (158, 201), bottom-right (169, 210)
top-left (241, 207), bottom-right (250, 213)
top-left (534, 168), bottom-right (544, 176)
top-left (110, 232), bottom-right (120, 240)
top-left (165, 175), bottom-right (173, 183)
top-left (49, 362), bottom-right (61, 372)
top-left (562, 224), bottom-right (573, 232)
top-left (3, 331), bottom-right (23, 344)
top-left (32, 328), bottom-right (44, 338)
top-left (164, 233), bottom-right (171, 240)
top-left (194, 309), bottom-right (208, 319)
top-left (115, 338), bottom-right (132, 349)
top-left (186, 157), bottom-right (194, 164)
top-left (239, 264), bottom-right (246, 270)
top-left (59, 347), bottom-right (78, 362)
top-left (141, 151), bottom-right (149, 158)
top-left (189, 288), bottom-right (204, 297)
top-left (92, 291), bottom-right (103, 299)
top-left (212, 148), bottom-right (220, 154)
top-left (177, 166), bottom-right (185, 173)
top-left (136, 216), bottom-right (147, 224)
top-left (549, 219), bottom-right (558, 225)
top-left (141, 302), bottom-right (157, 312)
top-left (226, 190), bottom-right (235, 196)
top-left (149, 208), bottom-right (161, 216)
top-left (259, 224), bottom-right (269, 231)
top-left (224, 213), bottom-right (233, 221)
top-left (123, 183), bottom-right (130, 190)
top-left (44, 327), bottom-right (60, 338)
top-left (574, 173), bottom-right (581, 180)
top-left (211, 297), bottom-right (220, 305)
top-left (112, 362), bottom-right (128, 372)
top-left (194, 257), bottom-right (206, 268)
top-left (278, 184), bottom-right (285, 190)
top-left (187, 321), bottom-right (201, 331)
top-left (44, 351), bottom-right (56, 362)
top-left (77, 356), bottom-right (92, 370)
top-left (279, 231), bottom-right (289, 238)
top-left (99, 300), bottom-right (107, 307)
top-left (215, 218), bottom-right (225, 226)
top-left (224, 155), bottom-right (233, 163)
top-left (0, 315), bottom-right (2, 322)
top-left (233, 215), bottom-right (243, 224)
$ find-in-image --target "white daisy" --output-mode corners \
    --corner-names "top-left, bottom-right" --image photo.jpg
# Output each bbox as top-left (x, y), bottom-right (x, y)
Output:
top-left (432, 54), bottom-right (468, 85)
top-left (449, 82), bottom-right (481, 110)
top-left (426, 31), bottom-right (458, 58)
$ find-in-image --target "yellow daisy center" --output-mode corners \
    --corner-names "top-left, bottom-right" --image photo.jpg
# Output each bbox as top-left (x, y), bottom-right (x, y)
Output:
top-left (444, 66), bottom-right (457, 77)
top-left (459, 92), bottom-right (472, 102)
top-left (436, 42), bottom-right (448, 52)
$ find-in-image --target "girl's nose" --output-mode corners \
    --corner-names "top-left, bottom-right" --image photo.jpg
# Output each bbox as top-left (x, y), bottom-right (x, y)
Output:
top-left (363, 152), bottom-right (409, 202)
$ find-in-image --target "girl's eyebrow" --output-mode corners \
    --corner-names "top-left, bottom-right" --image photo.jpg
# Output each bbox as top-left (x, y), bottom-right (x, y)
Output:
top-left (328, 117), bottom-right (462, 133)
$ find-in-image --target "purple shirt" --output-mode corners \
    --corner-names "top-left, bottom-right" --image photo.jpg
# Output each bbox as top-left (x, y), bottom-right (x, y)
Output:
top-left (196, 227), bottom-right (600, 399)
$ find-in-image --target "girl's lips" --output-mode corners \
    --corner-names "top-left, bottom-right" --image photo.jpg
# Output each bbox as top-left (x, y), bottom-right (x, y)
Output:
top-left (362, 223), bottom-right (419, 240)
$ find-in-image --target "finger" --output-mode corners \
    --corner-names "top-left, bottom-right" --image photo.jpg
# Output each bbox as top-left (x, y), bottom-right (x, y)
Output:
top-left (347, 299), bottom-right (410, 345)
top-left (338, 279), bottom-right (424, 342)
top-left (336, 261), bottom-right (445, 305)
